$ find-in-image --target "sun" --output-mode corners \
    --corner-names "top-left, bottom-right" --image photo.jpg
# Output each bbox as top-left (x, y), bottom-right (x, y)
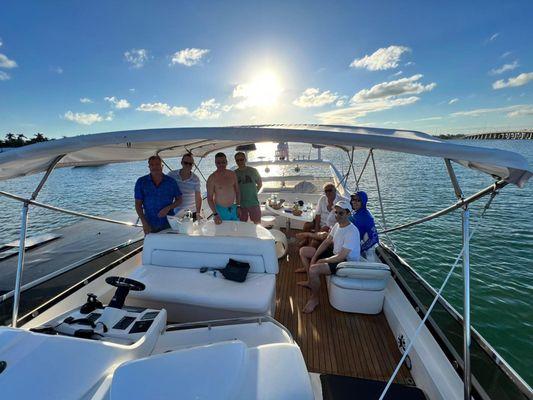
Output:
top-left (234, 70), bottom-right (283, 108)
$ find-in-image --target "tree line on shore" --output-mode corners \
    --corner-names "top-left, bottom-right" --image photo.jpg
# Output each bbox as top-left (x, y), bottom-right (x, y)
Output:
top-left (0, 133), bottom-right (51, 147)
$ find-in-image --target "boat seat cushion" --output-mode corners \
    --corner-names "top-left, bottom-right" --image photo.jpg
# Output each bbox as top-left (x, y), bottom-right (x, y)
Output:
top-left (129, 265), bottom-right (276, 313)
top-left (332, 262), bottom-right (390, 291)
top-left (110, 340), bottom-right (314, 400)
top-left (142, 233), bottom-right (278, 274)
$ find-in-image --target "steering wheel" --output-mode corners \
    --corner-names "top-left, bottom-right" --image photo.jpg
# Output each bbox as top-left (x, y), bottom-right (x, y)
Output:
top-left (105, 276), bottom-right (145, 291)
top-left (105, 276), bottom-right (145, 309)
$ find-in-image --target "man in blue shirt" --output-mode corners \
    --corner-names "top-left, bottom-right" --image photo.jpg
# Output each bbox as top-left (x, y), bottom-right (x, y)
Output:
top-left (135, 155), bottom-right (182, 234)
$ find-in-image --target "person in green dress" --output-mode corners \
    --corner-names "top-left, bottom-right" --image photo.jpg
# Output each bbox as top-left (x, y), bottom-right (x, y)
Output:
top-left (234, 152), bottom-right (263, 223)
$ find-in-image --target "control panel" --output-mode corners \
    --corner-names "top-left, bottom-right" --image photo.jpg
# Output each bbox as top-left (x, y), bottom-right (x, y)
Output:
top-left (38, 305), bottom-right (167, 345)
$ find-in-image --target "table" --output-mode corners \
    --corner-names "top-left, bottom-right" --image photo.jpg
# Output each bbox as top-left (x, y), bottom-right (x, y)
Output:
top-left (264, 203), bottom-right (315, 234)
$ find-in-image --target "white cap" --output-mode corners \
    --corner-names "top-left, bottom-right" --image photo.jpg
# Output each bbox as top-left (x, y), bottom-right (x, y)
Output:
top-left (334, 199), bottom-right (352, 211)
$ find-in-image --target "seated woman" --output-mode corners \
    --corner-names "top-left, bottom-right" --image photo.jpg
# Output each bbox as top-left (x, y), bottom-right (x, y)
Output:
top-left (349, 191), bottom-right (380, 262)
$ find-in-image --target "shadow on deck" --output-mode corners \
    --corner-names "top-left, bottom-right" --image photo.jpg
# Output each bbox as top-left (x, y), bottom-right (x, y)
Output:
top-left (274, 240), bottom-right (412, 385)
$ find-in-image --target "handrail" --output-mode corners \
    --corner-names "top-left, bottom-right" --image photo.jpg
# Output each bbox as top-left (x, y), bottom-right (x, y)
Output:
top-left (378, 180), bottom-right (507, 235)
top-left (166, 315), bottom-right (294, 342)
top-left (0, 190), bottom-right (142, 227)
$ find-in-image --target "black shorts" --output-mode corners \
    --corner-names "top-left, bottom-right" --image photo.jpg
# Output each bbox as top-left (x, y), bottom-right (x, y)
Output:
top-left (318, 246), bottom-right (339, 275)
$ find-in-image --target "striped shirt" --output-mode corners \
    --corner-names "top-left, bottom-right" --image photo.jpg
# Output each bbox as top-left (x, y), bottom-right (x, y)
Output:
top-left (168, 169), bottom-right (201, 214)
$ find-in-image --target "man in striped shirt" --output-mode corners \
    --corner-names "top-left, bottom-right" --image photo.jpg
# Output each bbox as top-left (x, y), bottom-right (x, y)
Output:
top-left (168, 153), bottom-right (203, 220)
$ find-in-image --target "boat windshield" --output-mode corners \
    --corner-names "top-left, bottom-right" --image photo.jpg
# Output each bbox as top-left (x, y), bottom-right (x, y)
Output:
top-left (250, 161), bottom-right (340, 194)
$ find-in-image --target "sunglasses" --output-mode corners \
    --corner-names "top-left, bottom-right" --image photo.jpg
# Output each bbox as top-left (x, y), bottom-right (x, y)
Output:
top-left (182, 161), bottom-right (193, 166)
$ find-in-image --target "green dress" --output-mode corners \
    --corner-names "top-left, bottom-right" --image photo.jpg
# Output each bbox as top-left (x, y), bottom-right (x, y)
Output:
top-left (235, 166), bottom-right (261, 207)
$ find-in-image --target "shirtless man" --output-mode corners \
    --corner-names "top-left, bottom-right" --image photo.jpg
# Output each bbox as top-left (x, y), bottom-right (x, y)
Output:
top-left (207, 152), bottom-right (240, 224)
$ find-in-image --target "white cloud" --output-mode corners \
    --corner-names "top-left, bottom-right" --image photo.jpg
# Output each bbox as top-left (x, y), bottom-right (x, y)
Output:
top-left (50, 66), bottom-right (63, 74)
top-left (129, 88), bottom-right (135, 92)
top-left (492, 72), bottom-right (533, 89)
top-left (391, 70), bottom-right (403, 77)
top-left (191, 98), bottom-right (221, 119)
top-left (124, 49), bottom-right (148, 68)
top-left (414, 116), bottom-right (443, 122)
top-left (449, 98), bottom-right (459, 105)
top-left (316, 96), bottom-right (419, 124)
top-left (80, 97), bottom-right (93, 103)
top-left (488, 32), bottom-right (500, 42)
top-left (63, 111), bottom-right (113, 125)
top-left (0, 53), bottom-right (17, 68)
top-left (507, 106), bottom-right (533, 117)
top-left (293, 88), bottom-right (338, 108)
top-left (336, 98), bottom-right (346, 107)
top-left (451, 104), bottom-right (533, 118)
top-left (136, 102), bottom-right (189, 117)
top-left (489, 60), bottom-right (519, 75)
top-left (0, 71), bottom-right (10, 81)
top-left (351, 74), bottom-right (436, 102)
top-left (405, 61), bottom-right (415, 67)
top-left (136, 99), bottom-right (223, 119)
top-left (350, 45), bottom-right (410, 71)
top-left (501, 51), bottom-right (512, 58)
top-left (104, 96), bottom-right (131, 109)
top-left (171, 48), bottom-right (209, 66)
top-left (0, 38), bottom-right (2, 47)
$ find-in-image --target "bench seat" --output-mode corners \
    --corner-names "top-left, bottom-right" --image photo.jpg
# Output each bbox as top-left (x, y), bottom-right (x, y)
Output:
top-left (127, 226), bottom-right (278, 321)
top-left (129, 265), bottom-right (275, 314)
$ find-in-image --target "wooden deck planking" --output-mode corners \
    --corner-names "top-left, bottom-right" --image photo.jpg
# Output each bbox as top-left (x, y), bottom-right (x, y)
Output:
top-left (274, 241), bottom-right (412, 384)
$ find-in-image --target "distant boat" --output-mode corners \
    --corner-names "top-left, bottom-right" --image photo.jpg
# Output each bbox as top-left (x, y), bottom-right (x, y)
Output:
top-left (72, 162), bottom-right (109, 168)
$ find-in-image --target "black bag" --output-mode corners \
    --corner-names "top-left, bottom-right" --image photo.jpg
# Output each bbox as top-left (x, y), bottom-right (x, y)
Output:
top-left (218, 258), bottom-right (250, 283)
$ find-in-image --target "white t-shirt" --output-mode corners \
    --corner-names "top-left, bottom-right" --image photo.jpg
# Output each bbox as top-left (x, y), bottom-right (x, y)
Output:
top-left (329, 222), bottom-right (360, 261)
top-left (168, 169), bottom-right (201, 213)
top-left (316, 194), bottom-right (349, 228)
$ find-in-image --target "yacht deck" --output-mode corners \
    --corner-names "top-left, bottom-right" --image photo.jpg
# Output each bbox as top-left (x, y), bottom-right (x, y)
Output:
top-left (275, 238), bottom-right (413, 385)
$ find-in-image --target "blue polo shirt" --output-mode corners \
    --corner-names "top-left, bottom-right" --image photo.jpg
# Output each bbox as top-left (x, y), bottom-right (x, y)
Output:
top-left (134, 174), bottom-right (182, 230)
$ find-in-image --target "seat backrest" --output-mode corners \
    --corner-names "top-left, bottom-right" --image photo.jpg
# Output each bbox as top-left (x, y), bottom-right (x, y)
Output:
top-left (142, 233), bottom-right (278, 274)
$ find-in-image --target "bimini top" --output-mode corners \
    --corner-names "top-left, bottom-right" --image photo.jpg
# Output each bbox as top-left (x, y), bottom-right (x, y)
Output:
top-left (0, 125), bottom-right (530, 187)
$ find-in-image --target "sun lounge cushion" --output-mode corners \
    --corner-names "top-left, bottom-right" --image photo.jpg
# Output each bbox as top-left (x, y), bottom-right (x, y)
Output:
top-left (110, 340), bottom-right (314, 400)
top-left (129, 265), bottom-right (276, 313)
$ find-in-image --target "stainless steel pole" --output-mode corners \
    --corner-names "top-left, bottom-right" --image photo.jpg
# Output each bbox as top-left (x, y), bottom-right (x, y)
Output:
top-left (11, 201), bottom-right (30, 327)
top-left (462, 207), bottom-right (472, 399)
top-left (10, 155), bottom-right (64, 327)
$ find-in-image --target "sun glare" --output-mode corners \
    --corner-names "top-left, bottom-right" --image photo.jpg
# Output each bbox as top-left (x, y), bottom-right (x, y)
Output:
top-left (235, 71), bottom-right (283, 108)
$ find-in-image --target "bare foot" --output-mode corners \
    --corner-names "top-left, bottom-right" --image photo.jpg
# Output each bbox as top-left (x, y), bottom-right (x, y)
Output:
top-left (295, 267), bottom-right (307, 273)
top-left (303, 297), bottom-right (319, 313)
top-left (297, 280), bottom-right (311, 289)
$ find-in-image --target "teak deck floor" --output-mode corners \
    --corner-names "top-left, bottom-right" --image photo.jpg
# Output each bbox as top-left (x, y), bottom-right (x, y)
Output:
top-left (274, 241), bottom-right (412, 385)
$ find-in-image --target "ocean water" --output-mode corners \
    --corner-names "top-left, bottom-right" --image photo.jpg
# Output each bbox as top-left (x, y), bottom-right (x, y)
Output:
top-left (0, 139), bottom-right (531, 385)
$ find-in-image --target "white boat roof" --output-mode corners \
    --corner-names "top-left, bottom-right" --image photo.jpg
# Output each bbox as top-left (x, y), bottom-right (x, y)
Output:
top-left (0, 125), bottom-right (530, 187)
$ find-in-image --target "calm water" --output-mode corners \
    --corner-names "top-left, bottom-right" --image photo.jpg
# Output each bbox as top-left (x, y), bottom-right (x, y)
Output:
top-left (0, 140), bottom-right (531, 384)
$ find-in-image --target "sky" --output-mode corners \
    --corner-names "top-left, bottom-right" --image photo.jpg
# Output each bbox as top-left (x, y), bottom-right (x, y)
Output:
top-left (0, 0), bottom-right (532, 139)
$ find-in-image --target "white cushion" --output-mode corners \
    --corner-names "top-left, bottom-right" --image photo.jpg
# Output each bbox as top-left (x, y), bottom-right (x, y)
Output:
top-left (110, 340), bottom-right (314, 400)
top-left (129, 265), bottom-right (276, 313)
top-left (143, 233), bottom-right (278, 274)
top-left (330, 275), bottom-right (389, 291)
top-left (333, 261), bottom-right (390, 291)
top-left (337, 261), bottom-right (390, 272)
